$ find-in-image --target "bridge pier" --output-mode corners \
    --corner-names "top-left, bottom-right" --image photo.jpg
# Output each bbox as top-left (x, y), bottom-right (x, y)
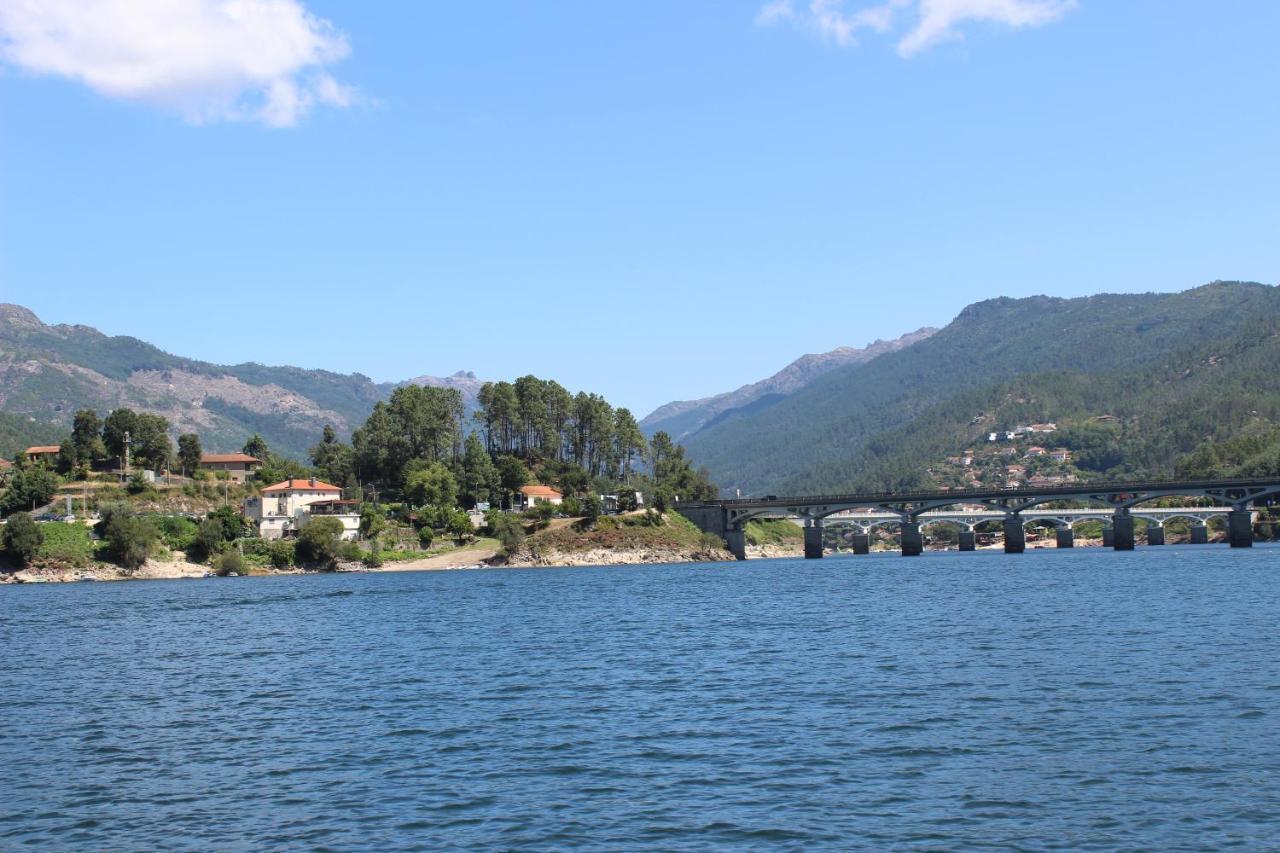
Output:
top-left (1146, 524), bottom-right (1165, 546)
top-left (804, 520), bottom-right (824, 559)
top-left (1056, 527), bottom-right (1075, 548)
top-left (900, 521), bottom-right (923, 557)
top-left (958, 529), bottom-right (976, 552)
top-left (851, 532), bottom-right (870, 555)
top-left (1003, 518), bottom-right (1026, 554)
top-left (724, 526), bottom-right (747, 561)
top-left (1101, 525), bottom-right (1114, 548)
top-left (1190, 523), bottom-right (1209, 544)
top-left (1113, 513), bottom-right (1135, 551)
top-left (1228, 510), bottom-right (1254, 548)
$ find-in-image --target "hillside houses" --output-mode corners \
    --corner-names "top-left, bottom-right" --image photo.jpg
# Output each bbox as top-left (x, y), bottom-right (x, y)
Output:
top-left (243, 478), bottom-right (360, 541)
top-left (199, 452), bottom-right (262, 483)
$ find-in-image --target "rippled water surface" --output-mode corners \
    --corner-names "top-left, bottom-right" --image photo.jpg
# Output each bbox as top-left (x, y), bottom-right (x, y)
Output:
top-left (3, 546), bottom-right (1280, 849)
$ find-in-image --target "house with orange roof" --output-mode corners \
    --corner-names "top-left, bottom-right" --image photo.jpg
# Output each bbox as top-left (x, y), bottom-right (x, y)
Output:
top-left (516, 484), bottom-right (563, 510)
top-left (25, 445), bottom-right (60, 464)
top-left (199, 452), bottom-right (262, 483)
top-left (243, 477), bottom-right (360, 540)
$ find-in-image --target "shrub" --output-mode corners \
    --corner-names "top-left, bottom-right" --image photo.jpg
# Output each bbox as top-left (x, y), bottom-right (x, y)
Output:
top-left (96, 503), bottom-right (159, 570)
top-left (581, 493), bottom-right (603, 524)
top-left (296, 517), bottom-right (344, 569)
top-left (267, 539), bottom-right (295, 569)
top-left (363, 550), bottom-right (384, 568)
top-left (699, 532), bottom-right (728, 552)
top-left (337, 541), bottom-right (363, 563)
top-left (2, 512), bottom-right (43, 565)
top-left (188, 517), bottom-right (229, 562)
top-left (156, 516), bottom-right (199, 551)
top-left (126, 470), bottom-right (151, 495)
top-left (418, 526), bottom-right (434, 549)
top-left (35, 522), bottom-right (93, 567)
top-left (488, 512), bottom-right (526, 552)
top-left (523, 503), bottom-right (557, 525)
top-left (214, 550), bottom-right (245, 576)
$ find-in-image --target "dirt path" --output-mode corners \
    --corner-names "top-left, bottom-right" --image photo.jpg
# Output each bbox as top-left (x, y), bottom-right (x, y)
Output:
top-left (377, 542), bottom-right (501, 572)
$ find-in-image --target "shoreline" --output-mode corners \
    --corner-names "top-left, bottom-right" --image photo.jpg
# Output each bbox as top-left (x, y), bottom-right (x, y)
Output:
top-left (3, 538), bottom-right (1208, 584)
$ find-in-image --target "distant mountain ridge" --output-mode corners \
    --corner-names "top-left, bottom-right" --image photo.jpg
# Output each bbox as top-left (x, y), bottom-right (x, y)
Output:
top-left (641, 328), bottom-right (937, 440)
top-left (0, 304), bottom-right (486, 460)
top-left (675, 281), bottom-right (1280, 496)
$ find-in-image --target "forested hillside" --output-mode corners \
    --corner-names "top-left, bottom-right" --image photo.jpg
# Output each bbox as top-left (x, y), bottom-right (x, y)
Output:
top-left (0, 412), bottom-right (63, 459)
top-left (641, 328), bottom-right (936, 440)
top-left (681, 281), bottom-right (1280, 495)
top-left (0, 304), bottom-right (482, 459)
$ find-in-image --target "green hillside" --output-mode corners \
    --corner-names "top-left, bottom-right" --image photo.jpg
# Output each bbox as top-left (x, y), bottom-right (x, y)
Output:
top-left (0, 412), bottom-right (64, 460)
top-left (0, 304), bottom-right (391, 459)
top-left (681, 282), bottom-right (1280, 495)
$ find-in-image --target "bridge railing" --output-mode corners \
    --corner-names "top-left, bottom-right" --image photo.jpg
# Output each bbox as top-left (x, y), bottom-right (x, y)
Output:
top-left (678, 477), bottom-right (1280, 510)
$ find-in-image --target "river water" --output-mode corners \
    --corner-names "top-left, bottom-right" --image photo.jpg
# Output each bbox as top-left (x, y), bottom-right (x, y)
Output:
top-left (2, 546), bottom-right (1278, 849)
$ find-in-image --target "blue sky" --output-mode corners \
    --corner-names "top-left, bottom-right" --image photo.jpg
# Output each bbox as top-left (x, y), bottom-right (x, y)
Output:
top-left (2, 1), bottom-right (1278, 417)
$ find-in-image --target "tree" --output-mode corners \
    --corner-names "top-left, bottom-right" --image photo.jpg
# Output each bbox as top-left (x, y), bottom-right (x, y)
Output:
top-left (404, 462), bottom-right (457, 509)
top-left (495, 455), bottom-right (529, 508)
top-left (177, 434), bottom-right (202, 476)
top-left (296, 517), bottom-right (344, 569)
top-left (352, 385), bottom-right (464, 490)
top-left (460, 432), bottom-right (499, 508)
top-left (102, 408), bottom-right (139, 462)
top-left (242, 434), bottom-right (269, 460)
top-left (55, 442), bottom-right (81, 477)
top-left (359, 503), bottom-right (387, 541)
top-left (2, 512), bottom-right (43, 565)
top-left (581, 493), bottom-right (603, 525)
top-left (0, 466), bottom-right (60, 516)
top-left (310, 424), bottom-right (356, 487)
top-left (132, 413), bottom-right (172, 470)
top-left (70, 410), bottom-right (106, 463)
top-left (648, 430), bottom-right (717, 509)
top-left (613, 408), bottom-right (647, 481)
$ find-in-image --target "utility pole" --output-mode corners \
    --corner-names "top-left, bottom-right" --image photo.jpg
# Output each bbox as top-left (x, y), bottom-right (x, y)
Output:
top-left (122, 429), bottom-right (131, 482)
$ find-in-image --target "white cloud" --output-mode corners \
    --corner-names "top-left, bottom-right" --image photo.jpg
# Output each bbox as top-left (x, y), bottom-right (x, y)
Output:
top-left (757, 0), bottom-right (1076, 56)
top-left (0, 0), bottom-right (356, 127)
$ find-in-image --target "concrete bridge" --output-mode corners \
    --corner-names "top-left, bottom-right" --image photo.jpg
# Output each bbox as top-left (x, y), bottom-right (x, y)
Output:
top-left (676, 478), bottom-right (1280, 560)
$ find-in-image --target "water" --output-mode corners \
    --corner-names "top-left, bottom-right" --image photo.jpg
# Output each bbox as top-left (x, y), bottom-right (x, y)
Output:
top-left (2, 547), bottom-right (1279, 849)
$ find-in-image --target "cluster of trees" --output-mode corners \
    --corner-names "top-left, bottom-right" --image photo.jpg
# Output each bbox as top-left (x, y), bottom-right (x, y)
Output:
top-left (312, 376), bottom-right (715, 516)
top-left (55, 408), bottom-right (174, 474)
top-left (474, 378), bottom-right (647, 480)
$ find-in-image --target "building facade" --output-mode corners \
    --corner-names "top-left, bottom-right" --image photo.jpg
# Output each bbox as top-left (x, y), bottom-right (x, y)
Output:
top-left (199, 453), bottom-right (262, 483)
top-left (243, 478), bottom-right (360, 540)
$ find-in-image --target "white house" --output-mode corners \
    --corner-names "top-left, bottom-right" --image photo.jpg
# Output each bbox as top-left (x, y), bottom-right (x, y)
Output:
top-left (516, 485), bottom-right (563, 510)
top-left (243, 477), bottom-right (361, 540)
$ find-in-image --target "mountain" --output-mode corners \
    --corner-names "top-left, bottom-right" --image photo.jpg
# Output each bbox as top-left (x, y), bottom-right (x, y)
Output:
top-left (678, 281), bottom-right (1280, 496)
top-left (641, 328), bottom-right (937, 440)
top-left (0, 304), bottom-right (402, 460)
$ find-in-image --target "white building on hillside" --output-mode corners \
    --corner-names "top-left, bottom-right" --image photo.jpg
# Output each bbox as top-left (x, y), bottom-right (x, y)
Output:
top-left (243, 477), bottom-right (361, 540)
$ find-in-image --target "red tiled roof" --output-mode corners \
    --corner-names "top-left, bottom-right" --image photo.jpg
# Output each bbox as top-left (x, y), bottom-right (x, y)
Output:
top-left (25, 445), bottom-right (60, 454)
top-left (520, 485), bottom-right (563, 498)
top-left (261, 478), bottom-right (341, 493)
top-left (200, 453), bottom-right (262, 464)
top-left (0, 458), bottom-right (12, 469)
